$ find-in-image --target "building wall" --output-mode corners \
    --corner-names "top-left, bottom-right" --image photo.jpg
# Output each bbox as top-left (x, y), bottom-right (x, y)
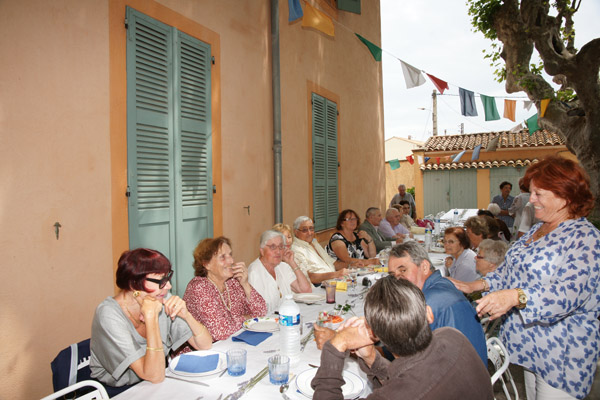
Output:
top-left (0, 1), bottom-right (384, 398)
top-left (384, 137), bottom-right (423, 161)
top-left (385, 161), bottom-right (417, 209)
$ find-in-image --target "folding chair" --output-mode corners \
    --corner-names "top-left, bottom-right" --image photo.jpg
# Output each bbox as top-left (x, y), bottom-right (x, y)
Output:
top-left (41, 380), bottom-right (109, 400)
top-left (487, 336), bottom-right (520, 400)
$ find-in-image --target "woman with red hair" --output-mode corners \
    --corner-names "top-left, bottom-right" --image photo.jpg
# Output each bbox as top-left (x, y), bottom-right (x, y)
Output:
top-left (452, 156), bottom-right (600, 399)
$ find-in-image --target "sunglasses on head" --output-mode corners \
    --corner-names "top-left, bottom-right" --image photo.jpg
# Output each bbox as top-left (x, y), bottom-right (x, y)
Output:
top-left (146, 270), bottom-right (174, 289)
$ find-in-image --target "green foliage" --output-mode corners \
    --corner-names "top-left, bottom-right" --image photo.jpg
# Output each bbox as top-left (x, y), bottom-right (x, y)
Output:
top-left (467, 0), bottom-right (502, 40)
top-left (407, 187), bottom-right (416, 202)
top-left (557, 88), bottom-right (577, 102)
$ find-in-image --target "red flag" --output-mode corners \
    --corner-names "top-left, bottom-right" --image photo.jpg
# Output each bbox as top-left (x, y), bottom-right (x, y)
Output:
top-left (435, 157), bottom-right (440, 164)
top-left (426, 74), bottom-right (449, 94)
top-left (406, 155), bottom-right (414, 165)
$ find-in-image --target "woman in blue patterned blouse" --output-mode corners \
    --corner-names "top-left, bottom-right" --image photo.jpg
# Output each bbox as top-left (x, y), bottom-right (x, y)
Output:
top-left (451, 156), bottom-right (599, 399)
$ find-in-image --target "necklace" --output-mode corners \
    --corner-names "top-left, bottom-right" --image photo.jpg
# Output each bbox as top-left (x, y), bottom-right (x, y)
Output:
top-left (207, 277), bottom-right (231, 312)
top-left (123, 304), bottom-right (145, 327)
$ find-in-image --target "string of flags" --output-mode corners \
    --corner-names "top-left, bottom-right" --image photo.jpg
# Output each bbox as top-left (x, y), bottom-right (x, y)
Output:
top-left (287, 0), bottom-right (551, 142)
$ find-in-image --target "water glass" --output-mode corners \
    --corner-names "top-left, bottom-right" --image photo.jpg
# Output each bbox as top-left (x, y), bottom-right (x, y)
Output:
top-left (325, 280), bottom-right (337, 304)
top-left (268, 354), bottom-right (290, 385)
top-left (348, 268), bottom-right (358, 295)
top-left (227, 348), bottom-right (247, 376)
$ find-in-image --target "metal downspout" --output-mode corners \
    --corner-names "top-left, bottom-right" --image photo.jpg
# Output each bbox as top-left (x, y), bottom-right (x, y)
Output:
top-left (271, 0), bottom-right (283, 223)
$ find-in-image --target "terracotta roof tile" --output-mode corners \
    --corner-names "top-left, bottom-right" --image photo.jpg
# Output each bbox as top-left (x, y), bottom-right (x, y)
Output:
top-left (420, 158), bottom-right (540, 171)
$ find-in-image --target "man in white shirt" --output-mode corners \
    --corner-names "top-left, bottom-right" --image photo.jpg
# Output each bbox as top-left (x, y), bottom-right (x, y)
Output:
top-left (379, 208), bottom-right (410, 240)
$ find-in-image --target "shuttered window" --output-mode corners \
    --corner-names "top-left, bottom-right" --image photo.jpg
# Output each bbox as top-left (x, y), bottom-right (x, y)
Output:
top-left (312, 93), bottom-right (339, 231)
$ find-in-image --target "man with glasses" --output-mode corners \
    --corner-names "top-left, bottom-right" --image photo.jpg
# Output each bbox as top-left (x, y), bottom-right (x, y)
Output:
top-left (358, 207), bottom-right (401, 252)
top-left (291, 216), bottom-right (348, 285)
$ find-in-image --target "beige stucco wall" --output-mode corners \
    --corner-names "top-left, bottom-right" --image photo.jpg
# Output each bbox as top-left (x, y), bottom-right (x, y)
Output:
top-left (1, 1), bottom-right (384, 398)
top-left (385, 161), bottom-right (417, 208)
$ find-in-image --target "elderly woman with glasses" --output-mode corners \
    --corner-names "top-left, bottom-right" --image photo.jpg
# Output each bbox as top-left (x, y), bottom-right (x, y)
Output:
top-left (183, 237), bottom-right (267, 342)
top-left (443, 227), bottom-right (479, 282)
top-left (90, 249), bottom-right (212, 388)
top-left (291, 216), bottom-right (348, 285)
top-left (248, 229), bottom-right (313, 314)
top-left (326, 209), bottom-right (377, 268)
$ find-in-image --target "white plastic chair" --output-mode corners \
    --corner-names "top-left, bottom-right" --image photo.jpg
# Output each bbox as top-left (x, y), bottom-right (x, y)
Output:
top-left (487, 337), bottom-right (519, 400)
top-left (480, 315), bottom-right (503, 339)
top-left (41, 380), bottom-right (109, 400)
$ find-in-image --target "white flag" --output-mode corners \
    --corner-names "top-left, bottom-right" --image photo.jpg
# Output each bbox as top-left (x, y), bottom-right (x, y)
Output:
top-left (399, 60), bottom-right (425, 89)
top-left (509, 123), bottom-right (523, 133)
top-left (523, 100), bottom-right (533, 111)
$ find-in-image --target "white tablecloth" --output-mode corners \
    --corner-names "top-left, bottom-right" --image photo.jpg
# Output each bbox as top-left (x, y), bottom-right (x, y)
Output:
top-left (113, 288), bottom-right (372, 400)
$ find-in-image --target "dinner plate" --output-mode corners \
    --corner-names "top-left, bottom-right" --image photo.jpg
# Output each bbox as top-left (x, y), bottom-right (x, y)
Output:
top-left (295, 368), bottom-right (364, 399)
top-left (429, 247), bottom-right (446, 253)
top-left (168, 350), bottom-right (226, 377)
top-left (243, 317), bottom-right (279, 332)
top-left (294, 293), bottom-right (326, 304)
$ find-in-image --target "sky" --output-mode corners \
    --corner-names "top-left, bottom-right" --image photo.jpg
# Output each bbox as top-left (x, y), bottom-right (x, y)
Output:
top-left (379, 0), bottom-right (600, 142)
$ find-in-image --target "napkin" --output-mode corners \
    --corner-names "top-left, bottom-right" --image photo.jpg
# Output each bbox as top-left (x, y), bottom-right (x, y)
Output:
top-left (335, 280), bottom-right (347, 292)
top-left (232, 330), bottom-right (272, 346)
top-left (174, 353), bottom-right (220, 373)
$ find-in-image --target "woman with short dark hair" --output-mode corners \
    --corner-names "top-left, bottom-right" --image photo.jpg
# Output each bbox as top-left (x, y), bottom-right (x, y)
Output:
top-left (325, 209), bottom-right (377, 267)
top-left (443, 227), bottom-right (479, 282)
top-left (90, 249), bottom-right (212, 388)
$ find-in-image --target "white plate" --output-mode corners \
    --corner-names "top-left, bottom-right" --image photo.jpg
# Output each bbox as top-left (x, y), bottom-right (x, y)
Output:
top-left (429, 247), bottom-right (446, 253)
top-left (168, 350), bottom-right (226, 377)
top-left (294, 293), bottom-right (326, 304)
top-left (243, 317), bottom-right (279, 332)
top-left (295, 368), bottom-right (364, 399)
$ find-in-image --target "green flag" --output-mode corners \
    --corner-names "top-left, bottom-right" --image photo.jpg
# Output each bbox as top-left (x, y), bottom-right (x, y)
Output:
top-left (526, 114), bottom-right (539, 135)
top-left (480, 94), bottom-right (500, 121)
top-left (355, 33), bottom-right (382, 61)
top-left (389, 159), bottom-right (400, 170)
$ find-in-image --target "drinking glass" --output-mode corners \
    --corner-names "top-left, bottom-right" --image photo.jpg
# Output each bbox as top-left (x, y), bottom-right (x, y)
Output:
top-left (325, 280), bottom-right (337, 304)
top-left (268, 354), bottom-right (290, 385)
top-left (226, 348), bottom-right (247, 376)
top-left (348, 268), bottom-right (358, 296)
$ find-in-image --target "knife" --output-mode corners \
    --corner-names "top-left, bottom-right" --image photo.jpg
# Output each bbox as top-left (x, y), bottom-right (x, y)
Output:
top-left (165, 375), bottom-right (210, 387)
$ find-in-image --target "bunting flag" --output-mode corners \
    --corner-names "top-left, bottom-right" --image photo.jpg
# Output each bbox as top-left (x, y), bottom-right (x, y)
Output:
top-left (509, 123), bottom-right (523, 133)
top-left (503, 99), bottom-right (516, 122)
top-left (452, 150), bottom-right (466, 163)
top-left (288, 0), bottom-right (303, 21)
top-left (523, 100), bottom-right (534, 111)
top-left (389, 159), bottom-right (400, 170)
top-left (471, 144), bottom-right (482, 161)
top-left (435, 157), bottom-right (440, 164)
top-left (487, 136), bottom-right (499, 152)
top-left (337, 0), bottom-right (361, 15)
top-left (302, 3), bottom-right (335, 37)
top-left (540, 99), bottom-right (550, 118)
top-left (459, 88), bottom-right (478, 116)
top-left (400, 60), bottom-right (425, 89)
top-left (480, 95), bottom-right (500, 121)
top-left (424, 156), bottom-right (430, 163)
top-left (406, 155), bottom-right (414, 165)
top-left (355, 34), bottom-right (382, 61)
top-left (526, 114), bottom-right (539, 135)
top-left (417, 156), bottom-right (423, 165)
top-left (425, 74), bottom-right (449, 94)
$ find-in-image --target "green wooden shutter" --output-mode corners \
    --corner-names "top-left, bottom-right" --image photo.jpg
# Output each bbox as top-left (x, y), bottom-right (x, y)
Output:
top-left (312, 93), bottom-right (338, 231)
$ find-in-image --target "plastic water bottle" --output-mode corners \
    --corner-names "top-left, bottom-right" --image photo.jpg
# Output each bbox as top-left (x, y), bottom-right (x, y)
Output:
top-left (434, 218), bottom-right (441, 236)
top-left (453, 210), bottom-right (459, 225)
top-left (279, 295), bottom-right (301, 362)
top-left (424, 228), bottom-right (432, 252)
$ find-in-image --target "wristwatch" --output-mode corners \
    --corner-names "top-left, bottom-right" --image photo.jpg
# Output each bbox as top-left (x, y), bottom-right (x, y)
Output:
top-left (516, 288), bottom-right (527, 309)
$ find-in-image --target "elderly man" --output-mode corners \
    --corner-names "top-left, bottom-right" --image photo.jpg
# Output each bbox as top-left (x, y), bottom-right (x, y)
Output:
top-left (291, 216), bottom-right (348, 285)
top-left (311, 277), bottom-right (493, 399)
top-left (389, 184), bottom-right (416, 219)
top-left (358, 207), bottom-right (400, 252)
top-left (378, 208), bottom-right (409, 240)
top-left (387, 242), bottom-right (487, 365)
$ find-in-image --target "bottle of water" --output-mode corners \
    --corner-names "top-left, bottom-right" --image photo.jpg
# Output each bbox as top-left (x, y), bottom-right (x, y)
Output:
top-left (453, 210), bottom-right (459, 225)
top-left (279, 295), bottom-right (301, 362)
top-left (434, 218), bottom-right (441, 236)
top-left (424, 228), bottom-right (432, 252)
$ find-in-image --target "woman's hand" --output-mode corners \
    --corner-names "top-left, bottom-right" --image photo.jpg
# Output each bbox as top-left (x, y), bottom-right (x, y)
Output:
top-left (447, 277), bottom-right (478, 294)
top-left (282, 247), bottom-right (295, 265)
top-left (163, 295), bottom-right (188, 320)
top-left (136, 294), bottom-right (164, 323)
top-left (231, 262), bottom-right (248, 285)
top-left (476, 289), bottom-right (519, 320)
top-left (334, 268), bottom-right (349, 278)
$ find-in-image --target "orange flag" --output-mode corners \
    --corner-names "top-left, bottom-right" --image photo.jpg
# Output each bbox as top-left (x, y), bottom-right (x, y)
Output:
top-left (302, 2), bottom-right (334, 37)
top-left (503, 99), bottom-right (516, 122)
top-left (540, 99), bottom-right (550, 118)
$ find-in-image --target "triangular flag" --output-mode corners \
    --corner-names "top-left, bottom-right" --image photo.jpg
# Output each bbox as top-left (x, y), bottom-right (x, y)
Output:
top-left (526, 114), bottom-right (539, 135)
top-left (435, 157), bottom-right (440, 164)
top-left (355, 34), bottom-right (382, 61)
top-left (459, 88), bottom-right (478, 116)
top-left (406, 155), bottom-right (414, 165)
top-left (399, 60), bottom-right (425, 89)
top-left (426, 74), bottom-right (449, 94)
top-left (480, 95), bottom-right (500, 121)
top-left (503, 99), bottom-right (516, 122)
top-left (389, 159), bottom-right (400, 170)
top-left (424, 157), bottom-right (430, 163)
top-left (471, 144), bottom-right (482, 161)
top-left (417, 156), bottom-right (423, 165)
top-left (453, 150), bottom-right (466, 163)
top-left (444, 155), bottom-right (452, 161)
top-left (509, 123), bottom-right (523, 133)
top-left (302, 3), bottom-right (334, 37)
top-left (523, 100), bottom-right (533, 111)
top-left (288, 0), bottom-right (303, 21)
top-left (487, 136), bottom-right (499, 152)
top-left (540, 99), bottom-right (550, 118)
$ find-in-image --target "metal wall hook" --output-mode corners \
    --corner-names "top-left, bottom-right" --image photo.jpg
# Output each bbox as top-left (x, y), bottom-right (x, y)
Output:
top-left (54, 222), bottom-right (62, 240)
top-left (244, 206), bottom-right (250, 215)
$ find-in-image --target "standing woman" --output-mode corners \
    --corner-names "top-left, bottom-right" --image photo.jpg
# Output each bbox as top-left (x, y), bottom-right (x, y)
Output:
top-left (458, 156), bottom-right (600, 399)
top-left (91, 249), bottom-right (212, 388)
top-left (326, 209), bottom-right (377, 267)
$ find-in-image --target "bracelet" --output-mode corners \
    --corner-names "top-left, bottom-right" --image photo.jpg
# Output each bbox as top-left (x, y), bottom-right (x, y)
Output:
top-left (292, 267), bottom-right (300, 272)
top-left (479, 278), bottom-right (489, 292)
top-left (146, 346), bottom-right (164, 352)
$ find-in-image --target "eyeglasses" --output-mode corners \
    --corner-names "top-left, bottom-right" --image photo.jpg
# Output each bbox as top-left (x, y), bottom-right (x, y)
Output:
top-left (443, 239), bottom-right (457, 245)
top-left (344, 217), bottom-right (358, 222)
top-left (297, 226), bottom-right (315, 233)
top-left (146, 270), bottom-right (173, 289)
top-left (475, 254), bottom-right (487, 260)
top-left (265, 244), bottom-right (285, 251)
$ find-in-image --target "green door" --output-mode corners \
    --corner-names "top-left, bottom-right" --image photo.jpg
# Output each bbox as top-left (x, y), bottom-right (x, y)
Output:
top-left (423, 169), bottom-right (477, 216)
top-left (126, 7), bottom-right (212, 295)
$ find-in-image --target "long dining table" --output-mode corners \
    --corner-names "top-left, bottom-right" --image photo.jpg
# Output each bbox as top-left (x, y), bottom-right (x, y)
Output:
top-left (112, 286), bottom-right (373, 400)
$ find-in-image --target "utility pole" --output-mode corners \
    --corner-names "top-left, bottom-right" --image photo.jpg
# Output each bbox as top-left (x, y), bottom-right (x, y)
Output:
top-left (432, 90), bottom-right (438, 136)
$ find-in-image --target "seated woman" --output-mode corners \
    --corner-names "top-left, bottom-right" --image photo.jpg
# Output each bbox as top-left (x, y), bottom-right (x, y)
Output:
top-left (291, 216), bottom-right (348, 285)
top-left (272, 223), bottom-right (293, 250)
top-left (248, 230), bottom-right (313, 314)
top-left (444, 227), bottom-right (479, 282)
top-left (326, 209), bottom-right (377, 267)
top-left (474, 239), bottom-right (508, 277)
top-left (90, 249), bottom-right (212, 388)
top-left (397, 200), bottom-right (417, 230)
top-left (183, 237), bottom-right (267, 341)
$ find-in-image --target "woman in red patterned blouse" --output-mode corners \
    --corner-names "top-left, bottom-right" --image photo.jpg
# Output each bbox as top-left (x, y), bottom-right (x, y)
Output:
top-left (183, 237), bottom-right (267, 341)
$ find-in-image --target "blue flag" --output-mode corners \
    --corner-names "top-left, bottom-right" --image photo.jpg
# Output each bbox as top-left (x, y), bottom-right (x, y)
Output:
top-left (288, 0), bottom-right (303, 21)
top-left (459, 88), bottom-right (478, 116)
top-left (471, 144), bottom-right (482, 161)
top-left (424, 157), bottom-right (430, 163)
top-left (453, 150), bottom-right (466, 163)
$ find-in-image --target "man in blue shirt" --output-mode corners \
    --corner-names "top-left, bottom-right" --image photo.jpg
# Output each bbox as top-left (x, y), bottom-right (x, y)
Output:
top-left (387, 241), bottom-right (487, 365)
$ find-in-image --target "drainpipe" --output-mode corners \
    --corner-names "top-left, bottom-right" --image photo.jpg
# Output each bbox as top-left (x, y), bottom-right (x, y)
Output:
top-left (271, 0), bottom-right (283, 223)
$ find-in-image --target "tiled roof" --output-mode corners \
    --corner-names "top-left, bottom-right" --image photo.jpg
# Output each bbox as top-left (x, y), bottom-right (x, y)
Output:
top-left (421, 158), bottom-right (539, 171)
top-left (418, 129), bottom-right (565, 152)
